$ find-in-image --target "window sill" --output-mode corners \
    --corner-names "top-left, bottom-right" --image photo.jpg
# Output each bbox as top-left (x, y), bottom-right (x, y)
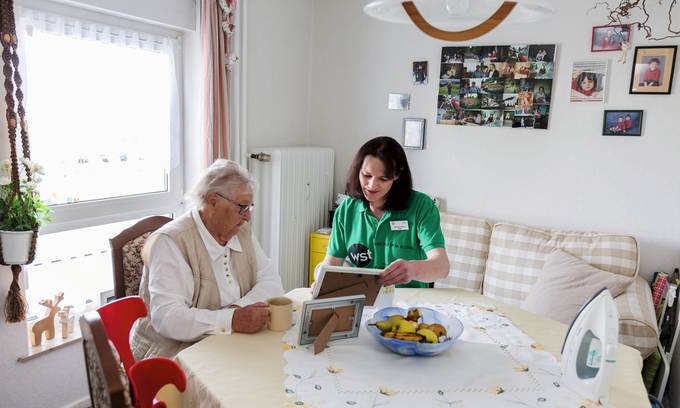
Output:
top-left (18, 325), bottom-right (82, 363)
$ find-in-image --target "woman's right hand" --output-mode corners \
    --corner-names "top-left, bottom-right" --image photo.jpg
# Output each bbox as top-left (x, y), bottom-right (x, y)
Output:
top-left (232, 302), bottom-right (269, 333)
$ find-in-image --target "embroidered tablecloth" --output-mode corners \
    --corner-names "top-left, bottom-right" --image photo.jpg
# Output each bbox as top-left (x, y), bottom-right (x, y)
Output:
top-left (282, 302), bottom-right (602, 407)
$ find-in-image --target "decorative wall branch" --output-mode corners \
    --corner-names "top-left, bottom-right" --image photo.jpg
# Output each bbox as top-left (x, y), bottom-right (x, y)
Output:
top-left (589, 0), bottom-right (680, 41)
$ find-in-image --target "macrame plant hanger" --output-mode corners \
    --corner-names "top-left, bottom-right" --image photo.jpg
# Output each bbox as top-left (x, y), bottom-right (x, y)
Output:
top-left (0, 0), bottom-right (38, 323)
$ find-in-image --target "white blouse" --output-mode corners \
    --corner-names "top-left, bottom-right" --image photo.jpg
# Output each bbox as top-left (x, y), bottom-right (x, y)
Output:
top-left (146, 209), bottom-right (283, 341)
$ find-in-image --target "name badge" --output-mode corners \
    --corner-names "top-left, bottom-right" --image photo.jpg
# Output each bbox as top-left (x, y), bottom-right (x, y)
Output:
top-left (390, 221), bottom-right (409, 231)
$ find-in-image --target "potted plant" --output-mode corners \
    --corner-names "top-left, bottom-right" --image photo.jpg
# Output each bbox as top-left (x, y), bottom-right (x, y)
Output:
top-left (0, 158), bottom-right (51, 265)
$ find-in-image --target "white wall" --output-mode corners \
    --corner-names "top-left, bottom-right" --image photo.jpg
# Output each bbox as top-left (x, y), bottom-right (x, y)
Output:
top-left (244, 0), bottom-right (315, 150)
top-left (0, 1), bottom-right (197, 407)
top-left (307, 1), bottom-right (680, 405)
top-left (309, 0), bottom-right (680, 282)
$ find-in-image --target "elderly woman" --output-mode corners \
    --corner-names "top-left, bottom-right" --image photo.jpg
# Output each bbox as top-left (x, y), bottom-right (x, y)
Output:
top-left (131, 159), bottom-right (284, 359)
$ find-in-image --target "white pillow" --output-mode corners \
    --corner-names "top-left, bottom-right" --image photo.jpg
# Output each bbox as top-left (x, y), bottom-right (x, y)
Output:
top-left (520, 249), bottom-right (633, 325)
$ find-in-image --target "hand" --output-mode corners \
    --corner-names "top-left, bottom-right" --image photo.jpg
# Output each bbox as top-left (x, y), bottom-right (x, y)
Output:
top-left (379, 259), bottom-right (418, 286)
top-left (232, 302), bottom-right (269, 333)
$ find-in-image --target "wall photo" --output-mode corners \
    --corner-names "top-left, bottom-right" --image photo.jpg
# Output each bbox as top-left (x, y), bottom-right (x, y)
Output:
top-left (629, 46), bottom-right (677, 94)
top-left (602, 110), bottom-right (643, 136)
top-left (591, 24), bottom-right (631, 52)
top-left (436, 44), bottom-right (556, 129)
top-left (412, 61), bottom-right (428, 85)
top-left (570, 60), bottom-right (608, 102)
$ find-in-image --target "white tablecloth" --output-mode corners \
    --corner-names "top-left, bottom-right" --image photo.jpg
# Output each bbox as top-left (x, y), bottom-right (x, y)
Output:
top-left (175, 288), bottom-right (648, 408)
top-left (283, 301), bottom-right (607, 407)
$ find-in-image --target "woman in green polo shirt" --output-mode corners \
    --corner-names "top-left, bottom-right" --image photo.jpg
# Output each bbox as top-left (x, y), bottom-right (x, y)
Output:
top-left (319, 136), bottom-right (449, 288)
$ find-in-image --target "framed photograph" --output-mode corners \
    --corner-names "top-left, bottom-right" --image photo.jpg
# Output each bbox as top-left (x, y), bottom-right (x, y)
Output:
top-left (403, 118), bottom-right (425, 149)
top-left (412, 61), bottom-right (428, 85)
top-left (629, 46), bottom-right (677, 94)
top-left (388, 93), bottom-right (410, 110)
top-left (571, 60), bottom-right (608, 102)
top-left (297, 295), bottom-right (366, 347)
top-left (591, 24), bottom-right (631, 52)
top-left (602, 110), bottom-right (643, 136)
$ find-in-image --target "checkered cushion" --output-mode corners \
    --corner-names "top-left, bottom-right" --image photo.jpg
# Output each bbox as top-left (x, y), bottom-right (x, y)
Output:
top-left (616, 276), bottom-right (658, 358)
top-left (483, 223), bottom-right (639, 306)
top-left (434, 213), bottom-right (491, 292)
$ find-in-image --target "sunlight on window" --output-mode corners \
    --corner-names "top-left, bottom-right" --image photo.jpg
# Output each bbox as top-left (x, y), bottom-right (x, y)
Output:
top-left (24, 31), bottom-right (171, 205)
top-left (25, 219), bottom-right (137, 317)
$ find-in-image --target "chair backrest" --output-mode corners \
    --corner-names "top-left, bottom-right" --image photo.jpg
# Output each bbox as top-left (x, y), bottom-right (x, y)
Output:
top-left (80, 311), bottom-right (133, 408)
top-left (110, 216), bottom-right (172, 299)
top-left (129, 357), bottom-right (187, 408)
top-left (98, 296), bottom-right (147, 375)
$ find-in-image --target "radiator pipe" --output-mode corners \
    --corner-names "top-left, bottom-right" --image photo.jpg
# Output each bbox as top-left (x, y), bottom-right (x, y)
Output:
top-left (249, 152), bottom-right (271, 162)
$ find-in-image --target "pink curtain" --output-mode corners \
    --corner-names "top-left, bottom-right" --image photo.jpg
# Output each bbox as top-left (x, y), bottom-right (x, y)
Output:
top-left (201, 0), bottom-right (237, 165)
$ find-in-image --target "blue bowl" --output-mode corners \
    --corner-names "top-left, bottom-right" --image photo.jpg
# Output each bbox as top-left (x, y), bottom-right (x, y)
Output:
top-left (366, 307), bottom-right (464, 356)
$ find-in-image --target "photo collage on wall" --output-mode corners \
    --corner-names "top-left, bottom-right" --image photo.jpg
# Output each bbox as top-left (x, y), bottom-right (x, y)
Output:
top-left (437, 44), bottom-right (556, 129)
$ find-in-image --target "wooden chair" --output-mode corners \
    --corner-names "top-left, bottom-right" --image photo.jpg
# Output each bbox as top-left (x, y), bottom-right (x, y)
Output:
top-left (110, 216), bottom-right (172, 299)
top-left (80, 311), bottom-right (133, 408)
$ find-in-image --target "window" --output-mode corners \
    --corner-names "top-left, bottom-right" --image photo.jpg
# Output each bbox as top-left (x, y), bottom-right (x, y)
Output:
top-left (18, 6), bottom-right (183, 314)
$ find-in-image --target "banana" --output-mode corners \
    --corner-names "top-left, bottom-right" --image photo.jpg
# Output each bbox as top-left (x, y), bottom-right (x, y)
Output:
top-left (374, 320), bottom-right (394, 333)
top-left (382, 331), bottom-right (397, 338)
top-left (395, 319), bottom-right (417, 333)
top-left (416, 328), bottom-right (439, 344)
top-left (417, 323), bottom-right (431, 331)
top-left (393, 332), bottom-right (424, 342)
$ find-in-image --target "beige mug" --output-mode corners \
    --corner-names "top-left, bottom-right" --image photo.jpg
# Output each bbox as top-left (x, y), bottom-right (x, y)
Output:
top-left (268, 296), bottom-right (293, 331)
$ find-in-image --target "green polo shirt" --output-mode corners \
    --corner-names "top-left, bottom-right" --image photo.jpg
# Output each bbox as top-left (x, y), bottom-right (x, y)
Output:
top-left (327, 190), bottom-right (445, 288)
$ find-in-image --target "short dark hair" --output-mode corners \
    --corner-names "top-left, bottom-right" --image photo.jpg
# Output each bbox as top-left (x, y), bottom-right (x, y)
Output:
top-left (649, 58), bottom-right (661, 65)
top-left (576, 71), bottom-right (598, 90)
top-left (346, 136), bottom-right (413, 211)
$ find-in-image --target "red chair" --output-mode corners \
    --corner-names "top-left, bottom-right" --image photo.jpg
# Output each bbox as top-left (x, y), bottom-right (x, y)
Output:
top-left (98, 296), bottom-right (147, 375)
top-left (129, 357), bottom-right (187, 408)
top-left (97, 296), bottom-right (187, 408)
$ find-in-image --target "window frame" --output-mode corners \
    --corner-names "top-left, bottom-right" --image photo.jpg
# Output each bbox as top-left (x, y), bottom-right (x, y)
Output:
top-left (17, 0), bottom-right (185, 234)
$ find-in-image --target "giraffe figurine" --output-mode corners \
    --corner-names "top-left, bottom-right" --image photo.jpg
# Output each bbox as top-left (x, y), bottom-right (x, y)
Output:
top-left (30, 292), bottom-right (64, 347)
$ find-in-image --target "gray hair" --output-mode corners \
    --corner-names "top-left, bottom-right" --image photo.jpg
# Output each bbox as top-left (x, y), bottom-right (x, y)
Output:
top-left (187, 159), bottom-right (256, 206)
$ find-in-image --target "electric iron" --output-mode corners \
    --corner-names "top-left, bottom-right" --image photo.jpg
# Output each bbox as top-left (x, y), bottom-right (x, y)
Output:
top-left (561, 288), bottom-right (619, 406)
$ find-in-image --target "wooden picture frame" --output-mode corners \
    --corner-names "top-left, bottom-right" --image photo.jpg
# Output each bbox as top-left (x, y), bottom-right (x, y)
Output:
top-left (629, 46), bottom-right (677, 95)
top-left (602, 110), bottom-right (643, 136)
top-left (403, 118), bottom-right (425, 149)
top-left (591, 24), bottom-right (631, 52)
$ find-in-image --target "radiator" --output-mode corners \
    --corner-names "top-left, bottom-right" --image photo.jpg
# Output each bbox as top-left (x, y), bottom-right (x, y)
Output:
top-left (248, 147), bottom-right (334, 291)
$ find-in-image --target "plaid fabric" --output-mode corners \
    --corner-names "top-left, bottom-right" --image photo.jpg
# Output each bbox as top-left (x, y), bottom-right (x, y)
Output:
top-left (483, 223), bottom-right (639, 306)
top-left (616, 276), bottom-right (658, 358)
top-left (434, 213), bottom-right (491, 292)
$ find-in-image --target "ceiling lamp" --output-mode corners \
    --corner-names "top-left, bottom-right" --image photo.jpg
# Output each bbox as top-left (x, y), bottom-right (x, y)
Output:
top-left (363, 0), bottom-right (556, 41)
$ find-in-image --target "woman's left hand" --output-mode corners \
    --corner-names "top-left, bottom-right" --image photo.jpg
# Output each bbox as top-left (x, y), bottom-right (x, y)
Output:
top-left (379, 259), bottom-right (417, 286)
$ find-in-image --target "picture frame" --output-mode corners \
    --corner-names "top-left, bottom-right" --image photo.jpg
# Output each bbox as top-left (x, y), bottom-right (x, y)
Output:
top-left (297, 295), bottom-right (366, 347)
top-left (412, 61), bottom-right (428, 85)
top-left (591, 24), bottom-right (631, 52)
top-left (388, 93), bottom-right (410, 110)
top-left (629, 46), bottom-right (677, 94)
top-left (602, 110), bottom-right (643, 136)
top-left (570, 60), bottom-right (609, 103)
top-left (403, 118), bottom-right (425, 149)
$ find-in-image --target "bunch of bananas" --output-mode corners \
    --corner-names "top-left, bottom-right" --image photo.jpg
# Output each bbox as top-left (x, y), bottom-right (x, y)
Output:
top-left (371, 308), bottom-right (448, 344)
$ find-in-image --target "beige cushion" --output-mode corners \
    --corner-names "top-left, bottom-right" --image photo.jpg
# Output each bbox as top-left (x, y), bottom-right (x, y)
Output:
top-left (435, 213), bottom-right (492, 292)
top-left (483, 222), bottom-right (639, 306)
top-left (615, 276), bottom-right (659, 358)
top-left (520, 249), bottom-right (633, 324)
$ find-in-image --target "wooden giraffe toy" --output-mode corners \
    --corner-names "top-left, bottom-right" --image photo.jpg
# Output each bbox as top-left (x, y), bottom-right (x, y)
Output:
top-left (30, 292), bottom-right (64, 347)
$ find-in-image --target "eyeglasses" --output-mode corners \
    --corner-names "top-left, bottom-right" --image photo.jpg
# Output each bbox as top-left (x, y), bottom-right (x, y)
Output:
top-left (215, 192), bottom-right (255, 215)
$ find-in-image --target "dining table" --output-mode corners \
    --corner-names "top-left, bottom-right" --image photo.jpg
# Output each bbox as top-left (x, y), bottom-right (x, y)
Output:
top-left (174, 287), bottom-right (649, 407)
